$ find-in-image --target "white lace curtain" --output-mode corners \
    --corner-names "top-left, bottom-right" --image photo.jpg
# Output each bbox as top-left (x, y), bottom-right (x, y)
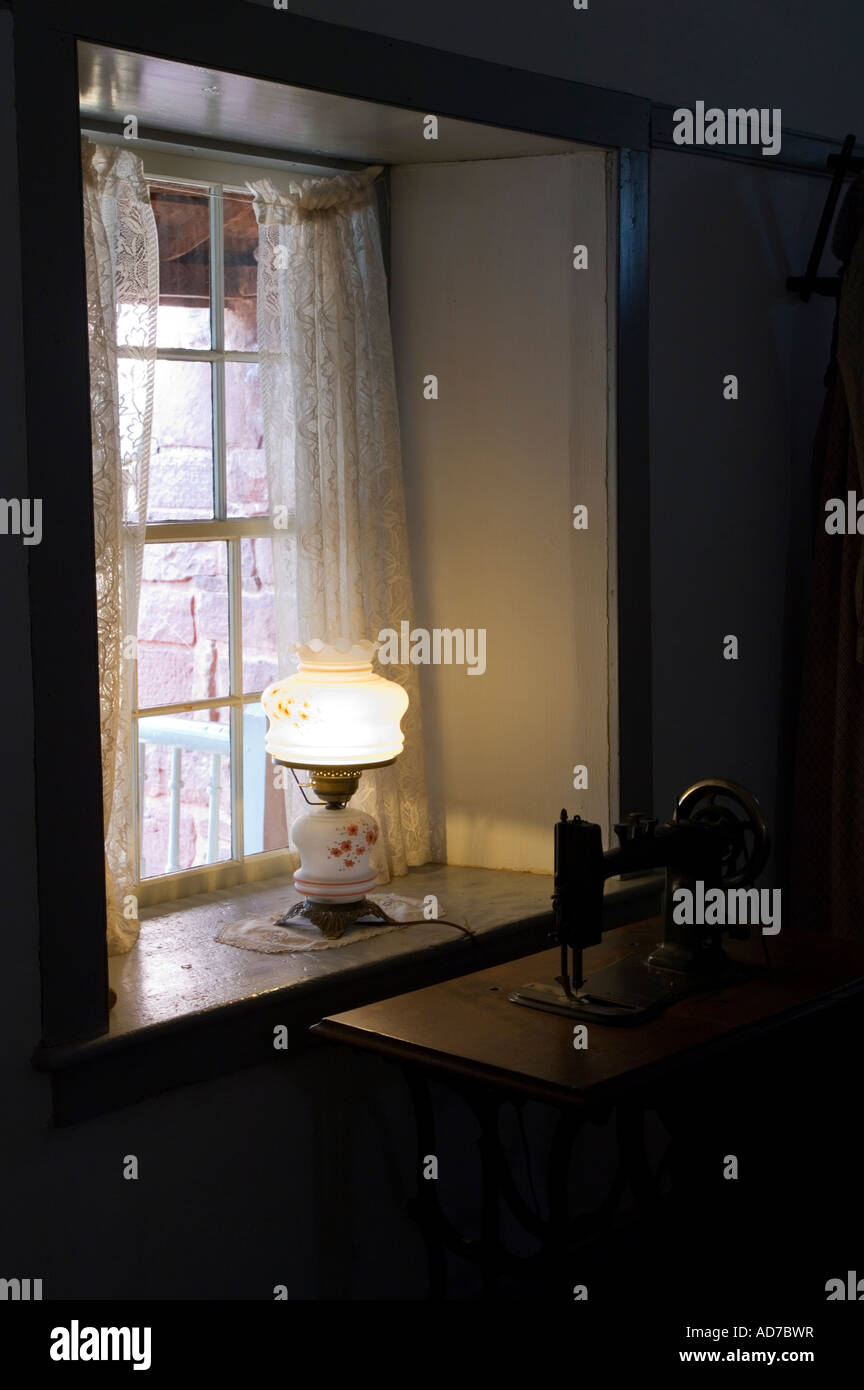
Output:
top-left (82, 140), bottom-right (158, 953)
top-left (251, 167), bottom-right (432, 879)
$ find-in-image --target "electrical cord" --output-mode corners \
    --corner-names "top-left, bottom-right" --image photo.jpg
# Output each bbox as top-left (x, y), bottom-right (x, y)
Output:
top-left (366, 912), bottom-right (476, 939)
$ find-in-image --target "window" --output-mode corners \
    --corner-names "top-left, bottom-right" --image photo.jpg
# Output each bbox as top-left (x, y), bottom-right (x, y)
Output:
top-left (19, 17), bottom-right (641, 1062)
top-left (127, 161), bottom-right (293, 905)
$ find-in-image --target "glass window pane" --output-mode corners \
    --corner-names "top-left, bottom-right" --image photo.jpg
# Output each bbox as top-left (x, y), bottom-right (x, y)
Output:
top-left (138, 541), bottom-right (229, 707)
top-left (150, 184), bottom-right (211, 349)
top-left (148, 360), bottom-right (214, 522)
top-left (224, 192), bottom-right (258, 351)
top-left (243, 702), bottom-right (291, 855)
top-left (138, 707), bottom-right (231, 878)
top-left (241, 537), bottom-right (278, 693)
top-left (226, 362), bottom-right (268, 517)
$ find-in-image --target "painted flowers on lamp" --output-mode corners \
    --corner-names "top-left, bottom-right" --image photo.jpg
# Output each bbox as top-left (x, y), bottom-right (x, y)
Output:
top-left (326, 823), bottom-right (378, 871)
top-left (272, 693), bottom-right (322, 735)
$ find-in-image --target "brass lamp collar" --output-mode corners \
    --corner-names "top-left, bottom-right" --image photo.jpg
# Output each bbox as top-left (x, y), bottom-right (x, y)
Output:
top-left (308, 768), bottom-right (364, 807)
top-left (275, 759), bottom-right (396, 808)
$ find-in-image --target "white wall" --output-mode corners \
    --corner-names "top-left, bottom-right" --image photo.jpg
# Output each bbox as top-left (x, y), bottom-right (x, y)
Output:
top-left (391, 152), bottom-right (613, 872)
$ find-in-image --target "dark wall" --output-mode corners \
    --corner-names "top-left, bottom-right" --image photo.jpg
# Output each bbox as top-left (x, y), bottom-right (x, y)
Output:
top-left (0, 0), bottom-right (849, 1296)
top-left (649, 152), bottom-right (834, 875)
top-left (244, 0), bottom-right (864, 136)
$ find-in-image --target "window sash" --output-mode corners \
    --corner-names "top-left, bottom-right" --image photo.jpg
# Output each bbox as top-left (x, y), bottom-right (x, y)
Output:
top-left (133, 163), bottom-right (290, 900)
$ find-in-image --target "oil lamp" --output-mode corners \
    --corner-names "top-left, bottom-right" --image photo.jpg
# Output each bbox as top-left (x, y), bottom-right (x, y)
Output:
top-left (261, 638), bottom-right (408, 938)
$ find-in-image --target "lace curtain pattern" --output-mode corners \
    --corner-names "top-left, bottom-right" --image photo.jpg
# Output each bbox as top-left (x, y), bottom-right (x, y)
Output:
top-left (251, 167), bottom-right (432, 879)
top-left (82, 141), bottom-right (158, 953)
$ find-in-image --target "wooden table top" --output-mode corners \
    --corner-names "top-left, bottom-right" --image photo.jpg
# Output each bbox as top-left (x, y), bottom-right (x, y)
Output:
top-left (311, 918), bottom-right (864, 1105)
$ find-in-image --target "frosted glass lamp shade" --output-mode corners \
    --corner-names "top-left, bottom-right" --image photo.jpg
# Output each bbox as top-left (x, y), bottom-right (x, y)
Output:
top-left (261, 638), bottom-right (408, 769)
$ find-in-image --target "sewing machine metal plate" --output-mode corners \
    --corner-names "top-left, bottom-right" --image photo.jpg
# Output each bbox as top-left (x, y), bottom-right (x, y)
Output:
top-left (510, 946), bottom-right (754, 1025)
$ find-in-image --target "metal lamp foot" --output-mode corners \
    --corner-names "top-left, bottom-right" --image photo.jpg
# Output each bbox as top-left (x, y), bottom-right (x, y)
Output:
top-left (275, 897), bottom-right (399, 940)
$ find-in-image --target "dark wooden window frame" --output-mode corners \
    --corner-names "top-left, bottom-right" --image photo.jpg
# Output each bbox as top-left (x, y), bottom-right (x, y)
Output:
top-left (12, 0), bottom-right (652, 1050)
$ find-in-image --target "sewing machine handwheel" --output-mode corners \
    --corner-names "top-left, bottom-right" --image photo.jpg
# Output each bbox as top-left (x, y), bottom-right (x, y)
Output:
top-left (675, 779), bottom-right (770, 888)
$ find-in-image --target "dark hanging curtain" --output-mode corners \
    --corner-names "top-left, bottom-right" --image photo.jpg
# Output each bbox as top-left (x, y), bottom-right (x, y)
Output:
top-left (792, 174), bottom-right (864, 938)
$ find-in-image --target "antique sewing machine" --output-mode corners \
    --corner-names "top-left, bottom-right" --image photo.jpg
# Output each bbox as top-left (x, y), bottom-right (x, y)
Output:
top-left (510, 779), bottom-right (771, 1024)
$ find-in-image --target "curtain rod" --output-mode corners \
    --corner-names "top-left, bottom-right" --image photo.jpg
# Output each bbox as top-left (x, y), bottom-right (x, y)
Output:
top-left (80, 117), bottom-right (372, 173)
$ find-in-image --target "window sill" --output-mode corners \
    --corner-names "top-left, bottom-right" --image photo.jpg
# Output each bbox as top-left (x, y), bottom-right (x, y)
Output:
top-left (33, 864), bottom-right (662, 1124)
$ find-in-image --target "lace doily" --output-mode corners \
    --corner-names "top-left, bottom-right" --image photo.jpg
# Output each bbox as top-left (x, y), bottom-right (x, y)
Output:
top-left (215, 894), bottom-right (467, 953)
